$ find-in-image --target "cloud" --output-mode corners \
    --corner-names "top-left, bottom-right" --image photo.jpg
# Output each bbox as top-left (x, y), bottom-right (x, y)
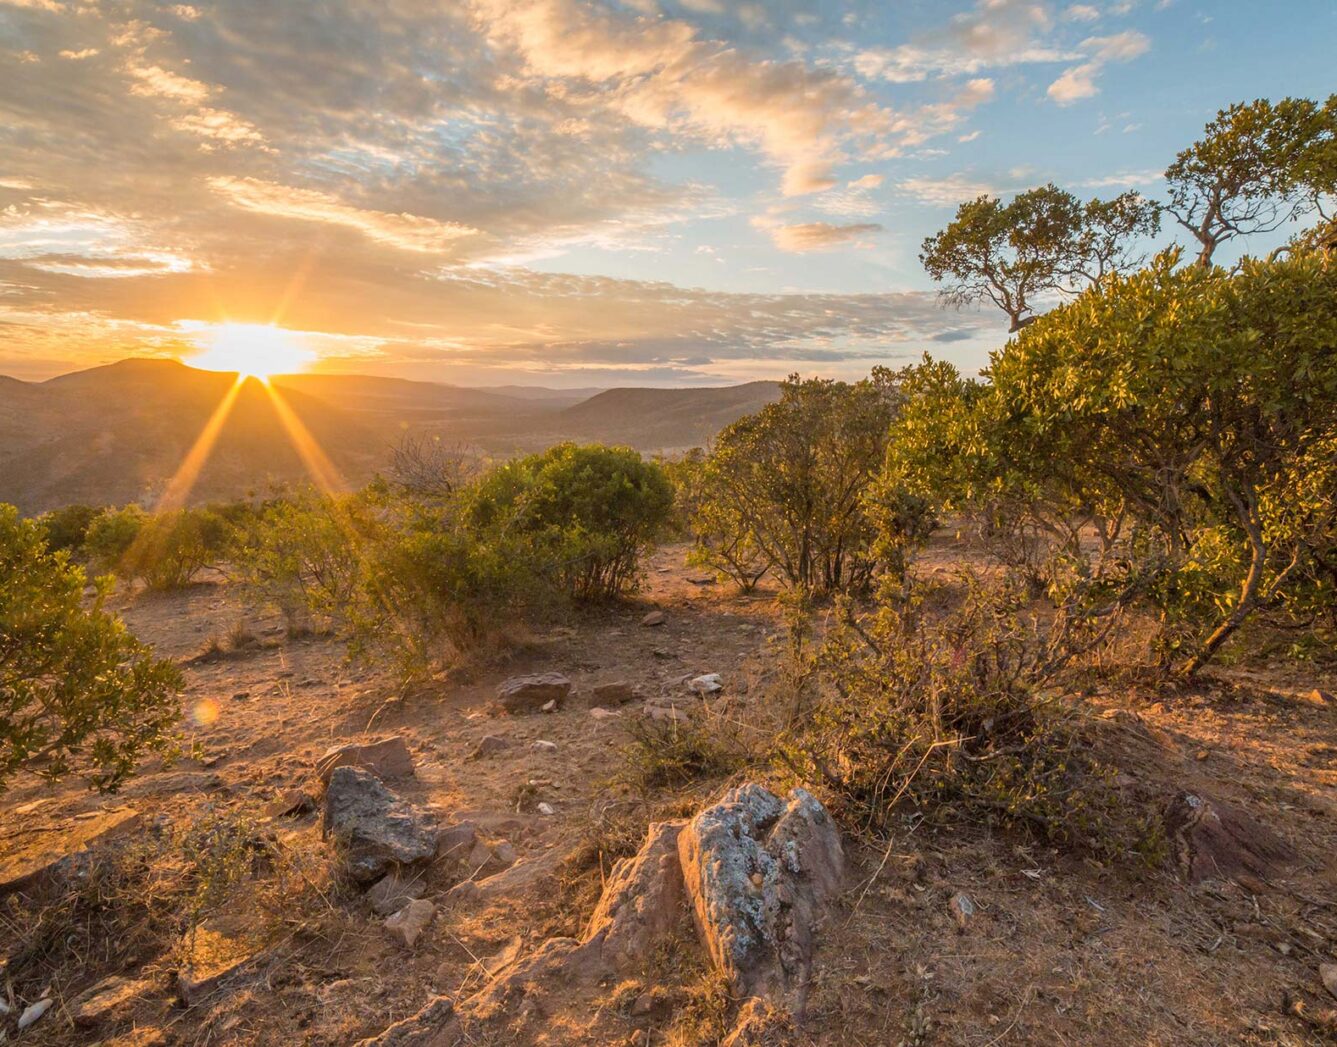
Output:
top-left (208, 177), bottom-right (481, 254)
top-left (1048, 30), bottom-right (1150, 105)
top-left (0, 202), bottom-right (197, 278)
top-left (1078, 168), bottom-right (1163, 188)
top-left (896, 173), bottom-right (999, 206)
top-left (758, 219), bottom-right (883, 252)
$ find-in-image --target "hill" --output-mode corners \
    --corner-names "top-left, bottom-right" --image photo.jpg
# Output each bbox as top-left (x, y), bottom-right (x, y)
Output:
top-left (0, 361), bottom-right (778, 512)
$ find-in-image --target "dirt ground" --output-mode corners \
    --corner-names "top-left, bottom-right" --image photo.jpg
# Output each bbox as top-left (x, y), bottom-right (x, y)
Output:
top-left (2, 538), bottom-right (1335, 1045)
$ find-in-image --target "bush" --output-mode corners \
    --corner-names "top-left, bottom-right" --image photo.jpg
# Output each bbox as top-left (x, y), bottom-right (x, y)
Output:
top-left (86, 505), bottom-right (235, 589)
top-left (689, 373), bottom-right (909, 594)
top-left (0, 504), bottom-right (182, 791)
top-left (37, 503), bottom-right (104, 556)
top-left (783, 577), bottom-right (1160, 860)
top-left (466, 443), bottom-right (673, 600)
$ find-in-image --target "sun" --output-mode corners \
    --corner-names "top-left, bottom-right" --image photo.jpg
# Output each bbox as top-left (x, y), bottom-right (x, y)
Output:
top-left (190, 323), bottom-right (314, 380)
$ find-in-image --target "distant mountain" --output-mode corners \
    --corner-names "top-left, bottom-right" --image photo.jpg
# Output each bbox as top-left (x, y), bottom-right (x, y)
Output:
top-left (0, 361), bottom-right (778, 512)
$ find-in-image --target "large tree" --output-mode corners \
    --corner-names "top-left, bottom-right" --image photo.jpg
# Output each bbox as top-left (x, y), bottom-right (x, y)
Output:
top-left (1165, 95), bottom-right (1337, 266)
top-left (920, 184), bottom-right (1159, 331)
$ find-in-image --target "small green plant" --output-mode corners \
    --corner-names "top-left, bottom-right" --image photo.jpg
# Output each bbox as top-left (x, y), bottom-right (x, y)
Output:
top-left (0, 504), bottom-right (182, 791)
top-left (619, 714), bottom-right (742, 794)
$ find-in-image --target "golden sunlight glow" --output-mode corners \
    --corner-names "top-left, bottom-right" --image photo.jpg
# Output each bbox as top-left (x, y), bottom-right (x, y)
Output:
top-left (190, 322), bottom-right (314, 379)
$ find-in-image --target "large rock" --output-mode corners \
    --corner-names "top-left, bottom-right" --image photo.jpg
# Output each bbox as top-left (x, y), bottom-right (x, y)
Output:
top-left (0, 807), bottom-right (141, 894)
top-left (585, 821), bottom-right (687, 972)
top-left (494, 673), bottom-right (572, 715)
top-left (678, 784), bottom-right (843, 1013)
top-left (1164, 791), bottom-right (1296, 885)
top-left (323, 767), bottom-right (438, 884)
top-left (315, 736), bottom-right (415, 786)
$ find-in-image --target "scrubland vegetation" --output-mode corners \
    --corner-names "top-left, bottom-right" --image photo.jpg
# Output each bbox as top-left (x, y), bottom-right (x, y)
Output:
top-left (2, 95), bottom-right (1336, 1044)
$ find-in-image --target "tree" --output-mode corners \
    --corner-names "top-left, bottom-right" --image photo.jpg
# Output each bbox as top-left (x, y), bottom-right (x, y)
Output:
top-left (906, 246), bottom-right (1337, 676)
top-left (690, 373), bottom-right (906, 595)
top-left (1164, 96), bottom-right (1337, 266)
top-left (1, 505), bottom-right (181, 791)
top-left (920, 184), bottom-right (1159, 331)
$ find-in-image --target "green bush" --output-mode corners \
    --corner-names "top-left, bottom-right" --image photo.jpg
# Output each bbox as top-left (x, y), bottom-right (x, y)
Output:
top-left (0, 504), bottom-right (182, 791)
top-left (466, 443), bottom-right (672, 600)
top-left (37, 504), bottom-right (104, 556)
top-left (689, 373), bottom-right (912, 594)
top-left (86, 505), bottom-right (235, 590)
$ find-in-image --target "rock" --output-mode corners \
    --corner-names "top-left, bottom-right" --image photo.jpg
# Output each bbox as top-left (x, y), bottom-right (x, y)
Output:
top-left (323, 767), bottom-right (438, 885)
top-left (366, 871), bottom-right (426, 916)
top-left (468, 735), bottom-right (512, 760)
top-left (177, 913), bottom-right (262, 1005)
top-left (0, 806), bottom-right (141, 894)
top-left (1164, 791), bottom-right (1296, 885)
top-left (495, 673), bottom-right (572, 714)
top-left (315, 736), bottom-right (415, 786)
top-left (435, 821), bottom-right (480, 863)
top-left (262, 788), bottom-right (316, 820)
top-left (585, 821), bottom-right (687, 971)
top-left (531, 739), bottom-right (558, 752)
top-left (1321, 962), bottom-right (1337, 1000)
top-left (537, 802), bottom-right (556, 816)
top-left (353, 996), bottom-right (458, 1047)
top-left (69, 975), bottom-right (151, 1027)
top-left (18, 997), bottom-right (52, 1031)
top-left (385, 898), bottom-right (435, 948)
top-left (540, 699), bottom-right (558, 713)
top-left (677, 784), bottom-right (844, 1014)
top-left (591, 681), bottom-right (640, 706)
top-left (644, 701), bottom-right (688, 724)
top-left (1304, 688), bottom-right (1335, 707)
top-left (949, 892), bottom-right (975, 929)
top-left (689, 673), bottom-right (723, 695)
top-left (589, 707), bottom-right (621, 720)
top-left (640, 610), bottom-right (665, 627)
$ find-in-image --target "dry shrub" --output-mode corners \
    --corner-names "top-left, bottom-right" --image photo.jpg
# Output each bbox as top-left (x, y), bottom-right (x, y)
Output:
top-left (783, 575), bottom-right (1164, 861)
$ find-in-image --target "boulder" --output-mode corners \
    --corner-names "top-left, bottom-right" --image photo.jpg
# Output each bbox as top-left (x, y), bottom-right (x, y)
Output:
top-left (315, 736), bottom-right (415, 786)
top-left (323, 767), bottom-right (438, 885)
top-left (678, 784), bottom-right (843, 1013)
top-left (1164, 791), bottom-right (1296, 885)
top-left (585, 821), bottom-right (687, 972)
top-left (0, 807), bottom-right (140, 894)
top-left (68, 975), bottom-right (151, 1027)
top-left (495, 673), bottom-right (572, 714)
top-left (385, 898), bottom-right (435, 949)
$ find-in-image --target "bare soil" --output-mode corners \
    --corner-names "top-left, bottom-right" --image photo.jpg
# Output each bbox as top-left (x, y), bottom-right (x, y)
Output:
top-left (2, 539), bottom-right (1335, 1045)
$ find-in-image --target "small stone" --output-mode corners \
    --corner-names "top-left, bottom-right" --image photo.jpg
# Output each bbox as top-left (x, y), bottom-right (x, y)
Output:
top-left (18, 998), bottom-right (53, 1031)
top-left (262, 788), bottom-right (315, 820)
top-left (537, 802), bottom-right (556, 816)
top-left (652, 648), bottom-right (673, 659)
top-left (532, 740), bottom-right (558, 752)
top-left (950, 892), bottom-right (976, 929)
top-left (689, 673), bottom-right (723, 695)
top-left (69, 976), bottom-right (151, 1027)
top-left (492, 840), bottom-right (516, 865)
top-left (468, 735), bottom-right (512, 760)
top-left (591, 681), bottom-right (640, 706)
top-left (495, 673), bottom-right (572, 715)
top-left (630, 992), bottom-right (659, 1017)
top-left (541, 699), bottom-right (557, 713)
top-left (231, 691), bottom-right (250, 702)
top-left (435, 821), bottom-right (480, 862)
top-left (1321, 962), bottom-right (1337, 1001)
top-left (640, 610), bottom-right (665, 627)
top-left (384, 898), bottom-right (435, 949)
top-left (366, 872), bottom-right (426, 916)
top-left (1304, 688), bottom-right (1334, 707)
top-left (589, 707), bottom-right (621, 720)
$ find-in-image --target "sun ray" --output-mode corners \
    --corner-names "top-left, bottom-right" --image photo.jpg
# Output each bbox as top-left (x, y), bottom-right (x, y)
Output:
top-left (155, 375), bottom-right (246, 512)
top-left (260, 380), bottom-right (346, 495)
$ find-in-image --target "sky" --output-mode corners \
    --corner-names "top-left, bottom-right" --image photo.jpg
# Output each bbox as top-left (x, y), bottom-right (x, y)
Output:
top-left (1, 0), bottom-right (1333, 387)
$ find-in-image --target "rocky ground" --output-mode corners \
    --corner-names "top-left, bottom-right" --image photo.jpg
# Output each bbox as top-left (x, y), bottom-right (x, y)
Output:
top-left (2, 540), bottom-right (1336, 1045)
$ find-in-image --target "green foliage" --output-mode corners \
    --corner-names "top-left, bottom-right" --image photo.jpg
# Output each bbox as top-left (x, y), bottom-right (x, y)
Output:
top-left (689, 373), bottom-right (912, 595)
top-left (466, 442), bottom-right (672, 600)
top-left (890, 246), bottom-right (1337, 674)
top-left (37, 504), bottom-right (103, 556)
top-left (86, 504), bottom-right (235, 589)
top-left (0, 504), bottom-right (182, 791)
top-left (785, 578), bottom-right (1161, 860)
top-left (1165, 95), bottom-right (1337, 265)
top-left (920, 183), bottom-right (1159, 331)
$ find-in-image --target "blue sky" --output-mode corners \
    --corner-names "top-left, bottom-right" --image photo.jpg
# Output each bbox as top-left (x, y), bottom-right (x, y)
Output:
top-left (0, 0), bottom-right (1333, 385)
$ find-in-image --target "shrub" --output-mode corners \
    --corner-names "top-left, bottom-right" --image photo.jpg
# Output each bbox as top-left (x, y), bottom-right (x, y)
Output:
top-left (783, 577), bottom-right (1160, 860)
top-left (466, 443), bottom-right (672, 600)
top-left (86, 505), bottom-right (235, 589)
top-left (0, 504), bottom-right (182, 791)
top-left (689, 373), bottom-right (906, 595)
top-left (37, 503), bottom-right (104, 556)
